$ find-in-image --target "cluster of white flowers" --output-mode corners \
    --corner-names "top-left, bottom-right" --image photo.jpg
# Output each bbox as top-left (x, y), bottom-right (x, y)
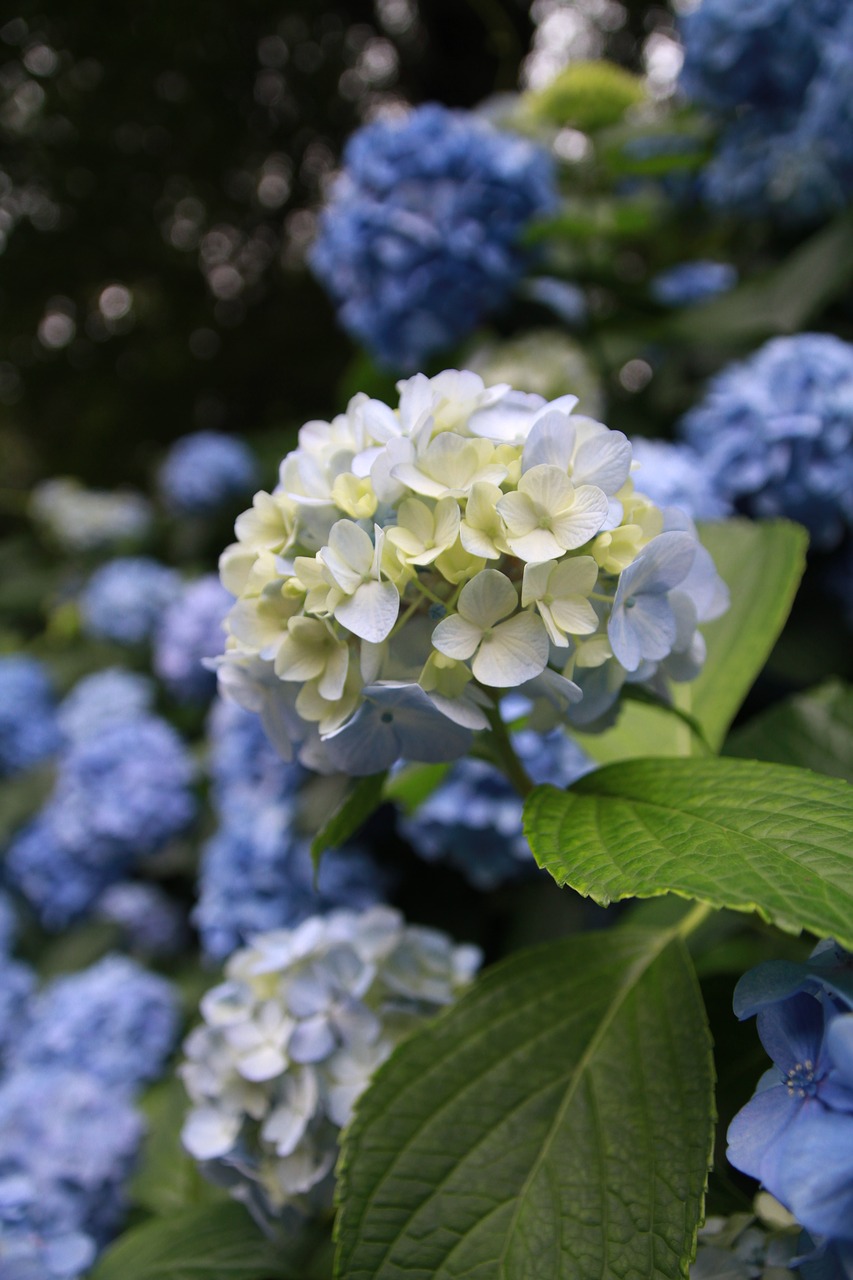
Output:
top-left (180, 907), bottom-right (480, 1218)
top-left (217, 371), bottom-right (728, 774)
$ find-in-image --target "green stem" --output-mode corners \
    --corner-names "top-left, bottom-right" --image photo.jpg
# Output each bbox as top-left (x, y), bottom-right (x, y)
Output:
top-left (413, 578), bottom-right (446, 608)
top-left (673, 900), bottom-right (714, 940)
top-left (484, 703), bottom-right (535, 799)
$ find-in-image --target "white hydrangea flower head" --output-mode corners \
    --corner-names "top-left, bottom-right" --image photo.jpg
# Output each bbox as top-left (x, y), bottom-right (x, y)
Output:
top-left (180, 906), bottom-right (481, 1219)
top-left (215, 371), bottom-right (729, 773)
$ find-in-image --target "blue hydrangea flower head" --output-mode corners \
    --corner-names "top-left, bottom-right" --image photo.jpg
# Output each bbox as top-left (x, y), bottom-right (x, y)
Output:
top-left (0, 956), bottom-right (36, 1068)
top-left (153, 575), bottom-right (232, 702)
top-left (310, 104), bottom-right (558, 370)
top-left (630, 438), bottom-right (733, 522)
top-left (79, 558), bottom-right (182, 645)
top-left (11, 954), bottom-right (179, 1092)
top-left (649, 261), bottom-right (737, 308)
top-left (400, 726), bottom-right (591, 890)
top-left (206, 696), bottom-right (305, 802)
top-left (678, 0), bottom-right (853, 222)
top-left (57, 668), bottom-right (154, 744)
top-left (679, 0), bottom-right (845, 114)
top-left (7, 714), bottom-right (197, 928)
top-left (194, 793), bottom-right (388, 962)
top-left (679, 334), bottom-right (853, 549)
top-left (158, 431), bottom-right (258, 518)
top-left (728, 942), bottom-right (853, 1248)
top-left (0, 1066), bottom-right (143, 1269)
top-left (0, 655), bottom-right (61, 778)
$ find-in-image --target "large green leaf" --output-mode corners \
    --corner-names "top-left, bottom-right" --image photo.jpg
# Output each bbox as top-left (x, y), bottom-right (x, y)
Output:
top-left (577, 519), bottom-right (807, 765)
top-left (725, 680), bottom-right (853, 784)
top-left (524, 758), bottom-right (853, 949)
top-left (309, 770), bottom-right (386, 872)
top-left (89, 1203), bottom-right (288, 1280)
top-left (335, 929), bottom-right (714, 1280)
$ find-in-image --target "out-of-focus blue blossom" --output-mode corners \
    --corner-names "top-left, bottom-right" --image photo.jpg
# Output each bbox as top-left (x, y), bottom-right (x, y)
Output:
top-left (95, 882), bottom-right (189, 957)
top-left (29, 478), bottom-right (152, 553)
top-left (206, 697), bottom-right (301, 802)
top-left (310, 104), bottom-right (558, 371)
top-left (0, 958), bottom-right (35, 1068)
top-left (679, 0), bottom-right (853, 222)
top-left (0, 1066), bottom-right (143, 1277)
top-left (79, 557), bottom-right (182, 645)
top-left (631, 438), bottom-right (733, 522)
top-left (680, 334), bottom-right (853, 549)
top-left (728, 942), bottom-right (853, 1250)
top-left (158, 431), bottom-right (258, 518)
top-left (518, 277), bottom-right (588, 326)
top-left (400, 727), bottom-right (591, 890)
top-left (7, 715), bottom-right (196, 928)
top-left (0, 656), bottom-right (61, 778)
top-left (195, 794), bottom-right (388, 963)
top-left (57, 668), bottom-right (154, 744)
top-left (10, 954), bottom-right (178, 1092)
top-left (153, 575), bottom-right (232, 702)
top-left (649, 261), bottom-right (737, 308)
top-left (679, 0), bottom-right (844, 114)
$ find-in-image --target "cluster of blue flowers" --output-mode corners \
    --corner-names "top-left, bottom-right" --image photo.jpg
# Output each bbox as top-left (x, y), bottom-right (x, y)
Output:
top-left (7, 672), bottom-right (197, 928)
top-left (153, 574), bottom-right (232, 703)
top-left (649, 260), bottom-right (737, 308)
top-left (400, 719), bottom-right (591, 890)
top-left (630, 437), bottom-right (733, 524)
top-left (728, 941), bottom-right (853, 1277)
top-left (679, 333), bottom-right (853, 550)
top-left (0, 950), bottom-right (179, 1279)
top-left (194, 697), bottom-right (388, 962)
top-left (310, 104), bottom-right (558, 370)
top-left (80, 557), bottom-right (182, 645)
top-left (0, 655), bottom-right (61, 778)
top-left (679, 0), bottom-right (853, 222)
top-left (158, 430), bottom-right (258, 518)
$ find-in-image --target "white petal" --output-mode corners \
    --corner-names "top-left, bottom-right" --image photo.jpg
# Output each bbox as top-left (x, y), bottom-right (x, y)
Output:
top-left (507, 528), bottom-right (565, 563)
top-left (457, 568), bottom-right (518, 629)
top-left (335, 580), bottom-right (399, 643)
top-left (472, 613), bottom-right (550, 687)
top-left (521, 411), bottom-right (577, 472)
top-left (431, 613), bottom-right (482, 661)
top-left (550, 485), bottom-right (609, 550)
top-left (182, 1107), bottom-right (241, 1160)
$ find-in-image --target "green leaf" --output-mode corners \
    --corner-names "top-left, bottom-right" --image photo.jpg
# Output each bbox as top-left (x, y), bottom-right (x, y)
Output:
top-left (335, 929), bottom-right (714, 1280)
top-left (309, 771), bottom-right (387, 872)
top-left (662, 210), bottom-right (853, 346)
top-left (383, 761), bottom-right (451, 814)
top-left (524, 757), bottom-right (853, 949)
top-left (89, 1203), bottom-right (287, 1280)
top-left (577, 519), bottom-right (807, 765)
top-left (725, 680), bottom-right (853, 784)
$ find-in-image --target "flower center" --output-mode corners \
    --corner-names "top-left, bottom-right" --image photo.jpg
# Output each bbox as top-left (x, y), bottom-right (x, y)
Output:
top-left (785, 1059), bottom-right (820, 1098)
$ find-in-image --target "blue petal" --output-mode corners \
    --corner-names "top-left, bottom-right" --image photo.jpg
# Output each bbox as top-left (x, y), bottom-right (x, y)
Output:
top-left (756, 992), bottom-right (825, 1073)
top-left (726, 1082), bottom-right (800, 1181)
top-left (772, 1108), bottom-right (853, 1239)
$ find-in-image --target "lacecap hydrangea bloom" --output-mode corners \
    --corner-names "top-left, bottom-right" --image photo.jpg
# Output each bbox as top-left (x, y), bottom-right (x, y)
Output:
top-left (79, 557), bottom-right (182, 645)
top-left (158, 430), bottom-right (259, 518)
top-left (727, 941), bottom-right (853, 1268)
top-left (215, 370), bottom-right (728, 774)
top-left (153, 574), bottom-right (232, 702)
top-left (679, 0), bottom-right (853, 222)
top-left (0, 654), bottom-right (61, 777)
top-left (679, 334), bottom-right (853, 549)
top-left (180, 907), bottom-right (480, 1218)
top-left (310, 105), bottom-right (558, 371)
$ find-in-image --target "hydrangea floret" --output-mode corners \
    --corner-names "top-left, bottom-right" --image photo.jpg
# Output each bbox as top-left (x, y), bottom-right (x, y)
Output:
top-left (215, 371), bottom-right (728, 774)
top-left (180, 907), bottom-right (480, 1218)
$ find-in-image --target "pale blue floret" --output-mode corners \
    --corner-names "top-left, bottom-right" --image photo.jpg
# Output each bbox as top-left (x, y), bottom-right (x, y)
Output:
top-left (79, 557), bottom-right (182, 645)
top-left (57, 668), bottom-right (154, 743)
top-left (10, 954), bottom-right (179, 1092)
top-left (0, 957), bottom-right (36, 1069)
top-left (153, 575), bottom-right (232, 702)
top-left (310, 103), bottom-right (558, 370)
top-left (158, 430), bottom-right (258, 517)
top-left (0, 1066), bottom-right (143, 1279)
top-left (608, 532), bottom-right (699, 672)
top-left (649, 261), bottom-right (737, 307)
top-left (679, 334), bottom-right (853, 549)
top-left (0, 656), bottom-right (61, 778)
top-left (630, 438), bottom-right (733, 522)
top-left (324, 683), bottom-right (473, 776)
top-left (7, 714), bottom-right (197, 928)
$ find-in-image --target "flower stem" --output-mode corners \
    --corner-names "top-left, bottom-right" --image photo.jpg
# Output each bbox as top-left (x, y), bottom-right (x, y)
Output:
top-left (484, 703), bottom-right (535, 799)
